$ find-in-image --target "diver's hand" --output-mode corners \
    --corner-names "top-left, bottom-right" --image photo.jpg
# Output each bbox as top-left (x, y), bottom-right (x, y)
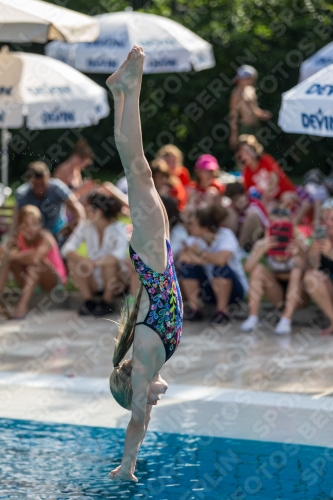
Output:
top-left (109, 465), bottom-right (138, 482)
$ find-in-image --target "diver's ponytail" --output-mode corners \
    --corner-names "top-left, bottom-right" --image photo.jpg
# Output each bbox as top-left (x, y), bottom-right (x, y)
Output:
top-left (112, 283), bottom-right (144, 367)
top-left (110, 283), bottom-right (144, 410)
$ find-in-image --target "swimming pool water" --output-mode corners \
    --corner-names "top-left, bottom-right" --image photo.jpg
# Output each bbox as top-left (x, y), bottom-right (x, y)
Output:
top-left (1, 418), bottom-right (332, 500)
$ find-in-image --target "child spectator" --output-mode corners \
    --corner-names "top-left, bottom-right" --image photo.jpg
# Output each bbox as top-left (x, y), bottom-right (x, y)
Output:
top-left (179, 205), bottom-right (248, 324)
top-left (224, 182), bottom-right (268, 249)
top-left (151, 159), bottom-right (187, 211)
top-left (240, 207), bottom-right (308, 335)
top-left (156, 144), bottom-right (191, 188)
top-left (303, 199), bottom-right (333, 335)
top-left (187, 154), bottom-right (225, 212)
top-left (0, 205), bottom-right (67, 319)
top-left (61, 193), bottom-right (129, 316)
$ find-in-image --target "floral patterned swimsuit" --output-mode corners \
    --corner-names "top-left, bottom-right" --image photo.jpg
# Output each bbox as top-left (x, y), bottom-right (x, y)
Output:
top-left (129, 240), bottom-right (183, 362)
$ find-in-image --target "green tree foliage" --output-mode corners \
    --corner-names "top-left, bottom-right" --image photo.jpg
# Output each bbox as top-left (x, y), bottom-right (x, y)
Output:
top-left (4, 0), bottom-right (333, 185)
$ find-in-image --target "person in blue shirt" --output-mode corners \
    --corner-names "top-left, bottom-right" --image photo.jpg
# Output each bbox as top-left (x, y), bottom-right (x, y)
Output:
top-left (15, 162), bottom-right (84, 241)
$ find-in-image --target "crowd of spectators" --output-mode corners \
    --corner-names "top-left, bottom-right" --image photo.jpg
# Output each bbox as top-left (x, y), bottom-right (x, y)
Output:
top-left (1, 84), bottom-right (333, 335)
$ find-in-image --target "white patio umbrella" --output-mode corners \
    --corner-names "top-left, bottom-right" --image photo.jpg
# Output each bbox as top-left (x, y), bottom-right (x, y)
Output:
top-left (45, 11), bottom-right (215, 74)
top-left (299, 42), bottom-right (333, 82)
top-left (0, 0), bottom-right (99, 43)
top-left (0, 46), bottom-right (110, 186)
top-left (278, 63), bottom-right (333, 137)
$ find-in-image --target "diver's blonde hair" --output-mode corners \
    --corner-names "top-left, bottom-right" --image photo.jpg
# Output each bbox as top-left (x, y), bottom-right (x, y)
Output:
top-left (109, 283), bottom-right (144, 410)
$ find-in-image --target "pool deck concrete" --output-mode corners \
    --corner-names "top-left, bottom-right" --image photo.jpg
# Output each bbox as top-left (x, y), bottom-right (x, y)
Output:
top-left (0, 304), bottom-right (333, 448)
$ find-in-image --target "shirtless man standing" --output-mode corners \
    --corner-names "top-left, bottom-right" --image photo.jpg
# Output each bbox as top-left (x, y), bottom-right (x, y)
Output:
top-left (229, 65), bottom-right (272, 150)
top-left (54, 139), bottom-right (93, 190)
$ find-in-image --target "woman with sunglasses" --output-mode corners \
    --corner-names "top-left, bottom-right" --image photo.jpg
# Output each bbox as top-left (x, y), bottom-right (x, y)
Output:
top-left (240, 207), bottom-right (308, 334)
top-left (106, 46), bottom-right (183, 482)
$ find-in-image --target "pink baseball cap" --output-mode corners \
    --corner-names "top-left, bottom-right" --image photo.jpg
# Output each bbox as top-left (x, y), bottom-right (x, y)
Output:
top-left (195, 154), bottom-right (219, 171)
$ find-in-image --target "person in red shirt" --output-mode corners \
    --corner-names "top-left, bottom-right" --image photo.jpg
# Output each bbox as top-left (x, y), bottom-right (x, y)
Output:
top-left (236, 135), bottom-right (295, 206)
top-left (236, 135), bottom-right (317, 226)
top-left (156, 144), bottom-right (191, 188)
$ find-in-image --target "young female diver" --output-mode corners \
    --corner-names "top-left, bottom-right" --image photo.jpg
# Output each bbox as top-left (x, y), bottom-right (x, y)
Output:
top-left (107, 46), bottom-right (183, 482)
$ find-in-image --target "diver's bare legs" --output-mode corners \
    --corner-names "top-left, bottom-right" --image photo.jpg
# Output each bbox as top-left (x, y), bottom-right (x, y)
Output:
top-left (107, 46), bottom-right (168, 273)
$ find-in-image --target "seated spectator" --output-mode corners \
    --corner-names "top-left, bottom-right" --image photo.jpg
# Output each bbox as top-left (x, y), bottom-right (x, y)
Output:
top-left (0, 205), bottom-right (67, 319)
top-left (151, 159), bottom-right (187, 211)
top-left (54, 139), bottom-right (93, 190)
top-left (236, 135), bottom-right (318, 225)
top-left (293, 169), bottom-right (330, 227)
top-left (97, 181), bottom-right (129, 214)
top-left (156, 144), bottom-right (191, 188)
top-left (240, 207), bottom-right (308, 335)
top-left (236, 135), bottom-right (295, 208)
top-left (178, 205), bottom-right (248, 324)
top-left (187, 154), bottom-right (225, 212)
top-left (15, 162), bottom-right (84, 243)
top-left (224, 182), bottom-right (268, 249)
top-left (61, 193), bottom-right (129, 316)
top-left (303, 199), bottom-right (333, 335)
